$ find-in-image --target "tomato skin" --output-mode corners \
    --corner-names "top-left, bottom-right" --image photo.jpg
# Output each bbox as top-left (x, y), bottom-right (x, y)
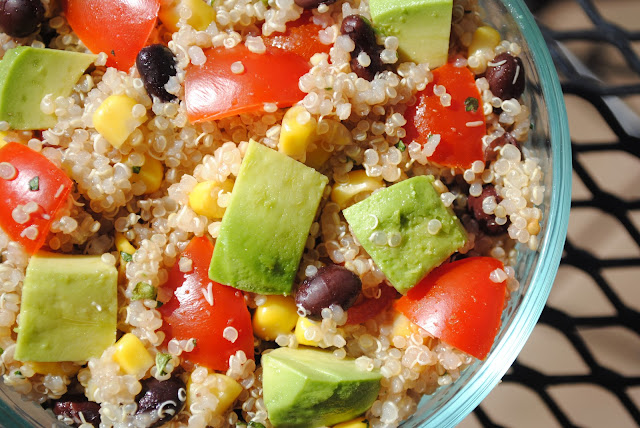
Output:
top-left (395, 257), bottom-right (507, 360)
top-left (263, 13), bottom-right (331, 62)
top-left (159, 236), bottom-right (254, 371)
top-left (63, 0), bottom-right (160, 71)
top-left (404, 63), bottom-right (486, 169)
top-left (185, 45), bottom-right (310, 122)
top-left (0, 143), bottom-right (72, 254)
top-left (345, 283), bottom-right (399, 325)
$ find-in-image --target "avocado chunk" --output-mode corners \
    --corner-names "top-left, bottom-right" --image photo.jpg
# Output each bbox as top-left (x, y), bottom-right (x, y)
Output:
top-left (14, 253), bottom-right (118, 362)
top-left (0, 47), bottom-right (96, 130)
top-left (369, 0), bottom-right (453, 69)
top-left (343, 175), bottom-right (467, 294)
top-left (262, 347), bottom-right (382, 428)
top-left (210, 141), bottom-right (328, 295)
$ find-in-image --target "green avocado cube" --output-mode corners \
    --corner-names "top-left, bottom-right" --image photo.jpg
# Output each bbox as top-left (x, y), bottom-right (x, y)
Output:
top-left (262, 347), bottom-right (382, 428)
top-left (370, 0), bottom-right (453, 69)
top-left (209, 141), bottom-right (328, 295)
top-left (14, 253), bottom-right (118, 362)
top-left (343, 175), bottom-right (467, 294)
top-left (0, 47), bottom-right (96, 130)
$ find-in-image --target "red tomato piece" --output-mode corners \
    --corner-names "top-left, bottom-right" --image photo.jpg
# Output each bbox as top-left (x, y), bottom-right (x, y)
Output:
top-left (263, 12), bottom-right (332, 62)
top-left (395, 257), bottom-right (507, 360)
top-left (158, 236), bottom-right (254, 371)
top-left (63, 0), bottom-right (160, 71)
top-left (185, 45), bottom-right (310, 122)
top-left (0, 143), bottom-right (72, 254)
top-left (404, 63), bottom-right (486, 169)
top-left (346, 283), bottom-right (399, 325)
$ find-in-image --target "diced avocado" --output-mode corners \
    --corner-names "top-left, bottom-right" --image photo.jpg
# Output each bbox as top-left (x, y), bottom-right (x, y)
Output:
top-left (262, 347), bottom-right (382, 428)
top-left (369, 0), bottom-right (453, 69)
top-left (343, 175), bottom-right (467, 294)
top-left (14, 253), bottom-right (118, 362)
top-left (0, 47), bottom-right (97, 130)
top-left (209, 141), bottom-right (328, 295)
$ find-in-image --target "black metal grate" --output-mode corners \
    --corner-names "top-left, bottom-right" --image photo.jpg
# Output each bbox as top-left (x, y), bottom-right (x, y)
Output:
top-left (473, 0), bottom-right (640, 426)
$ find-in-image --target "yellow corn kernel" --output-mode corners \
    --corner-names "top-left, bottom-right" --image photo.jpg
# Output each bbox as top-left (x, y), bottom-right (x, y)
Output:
top-left (187, 372), bottom-right (242, 415)
top-left (132, 154), bottom-right (164, 194)
top-left (390, 310), bottom-right (420, 339)
top-left (159, 0), bottom-right (216, 33)
top-left (252, 295), bottom-right (299, 341)
top-left (115, 232), bottom-right (136, 255)
top-left (93, 95), bottom-right (147, 149)
top-left (0, 131), bottom-right (7, 149)
top-left (30, 361), bottom-right (80, 377)
top-left (188, 179), bottom-right (234, 220)
top-left (331, 170), bottom-right (384, 210)
top-left (325, 120), bottom-right (353, 147)
top-left (113, 333), bottom-right (154, 376)
top-left (279, 105), bottom-right (318, 162)
top-left (334, 416), bottom-right (370, 428)
top-left (468, 26), bottom-right (501, 58)
top-left (295, 316), bottom-right (321, 347)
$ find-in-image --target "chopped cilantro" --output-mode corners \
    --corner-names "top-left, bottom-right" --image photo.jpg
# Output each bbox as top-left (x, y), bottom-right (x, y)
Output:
top-left (192, 339), bottom-right (197, 347)
top-left (325, 87), bottom-right (333, 91)
top-left (131, 282), bottom-right (157, 301)
top-left (132, 166), bottom-right (141, 174)
top-left (156, 353), bottom-right (172, 376)
top-left (111, 49), bottom-right (116, 56)
top-left (464, 97), bottom-right (479, 113)
top-left (530, 122), bottom-right (534, 130)
top-left (14, 370), bottom-right (21, 376)
top-left (120, 251), bottom-right (133, 262)
top-left (0, 347), bottom-right (4, 355)
top-left (396, 140), bottom-right (406, 152)
top-left (28, 176), bottom-right (39, 191)
top-left (248, 423), bottom-right (266, 428)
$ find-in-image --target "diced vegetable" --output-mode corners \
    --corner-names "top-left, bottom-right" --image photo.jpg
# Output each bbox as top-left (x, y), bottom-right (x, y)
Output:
top-left (115, 231), bottom-right (136, 255)
top-left (132, 154), bottom-right (164, 194)
top-left (334, 416), bottom-right (370, 428)
top-left (113, 333), bottom-right (154, 376)
top-left (345, 283), bottom-right (398, 325)
top-left (403, 63), bottom-right (486, 169)
top-left (330, 170), bottom-right (384, 210)
top-left (395, 257), bottom-right (508, 359)
top-left (93, 95), bottom-right (147, 149)
top-left (159, 0), bottom-right (216, 33)
top-left (263, 12), bottom-right (332, 62)
top-left (158, 236), bottom-right (254, 371)
top-left (279, 105), bottom-right (318, 161)
top-left (186, 372), bottom-right (243, 415)
top-left (63, 0), bottom-right (160, 71)
top-left (0, 143), bottom-right (73, 253)
top-left (468, 26), bottom-right (501, 59)
top-left (185, 45), bottom-right (310, 122)
top-left (252, 295), bottom-right (299, 341)
top-left (188, 179), bottom-right (234, 219)
top-left (294, 316), bottom-right (320, 347)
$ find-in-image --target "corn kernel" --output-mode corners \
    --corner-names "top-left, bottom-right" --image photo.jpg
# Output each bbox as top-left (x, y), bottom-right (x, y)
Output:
top-left (325, 120), bottom-right (353, 147)
top-left (159, 0), bottom-right (216, 33)
top-left (0, 131), bottom-right (7, 149)
top-left (390, 310), bottom-right (420, 339)
top-left (279, 105), bottom-right (317, 162)
top-left (252, 296), bottom-right (298, 341)
top-left (334, 416), bottom-right (370, 428)
top-left (115, 232), bottom-right (136, 255)
top-left (468, 26), bottom-right (501, 58)
top-left (295, 316), bottom-right (321, 347)
top-left (30, 361), bottom-right (80, 377)
top-left (113, 333), bottom-right (154, 376)
top-left (188, 179), bottom-right (234, 220)
top-left (187, 372), bottom-right (242, 415)
top-left (93, 95), bottom-right (147, 149)
top-left (331, 170), bottom-right (384, 209)
top-left (129, 154), bottom-right (164, 194)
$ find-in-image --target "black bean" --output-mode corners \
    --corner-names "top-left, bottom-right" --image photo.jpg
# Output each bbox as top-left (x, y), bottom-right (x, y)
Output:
top-left (485, 53), bottom-right (525, 100)
top-left (294, 0), bottom-right (336, 10)
top-left (484, 132), bottom-right (520, 163)
top-left (135, 376), bottom-right (186, 428)
top-left (136, 44), bottom-right (178, 102)
top-left (340, 15), bottom-right (387, 81)
top-left (52, 395), bottom-right (101, 427)
top-left (0, 0), bottom-right (45, 38)
top-left (467, 184), bottom-right (509, 235)
top-left (295, 264), bottom-right (362, 319)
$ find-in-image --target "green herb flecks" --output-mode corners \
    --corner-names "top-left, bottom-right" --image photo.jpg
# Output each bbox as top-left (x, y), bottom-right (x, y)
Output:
top-left (120, 251), bottom-right (133, 262)
top-left (156, 353), bottom-right (172, 376)
top-left (248, 423), bottom-right (266, 428)
top-left (132, 166), bottom-right (141, 174)
top-left (28, 176), bottom-right (39, 191)
top-left (131, 282), bottom-right (157, 301)
top-left (396, 140), bottom-right (406, 152)
top-left (464, 97), bottom-right (479, 113)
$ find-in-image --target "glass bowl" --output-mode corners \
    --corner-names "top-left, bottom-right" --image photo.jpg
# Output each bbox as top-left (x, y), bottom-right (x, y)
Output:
top-left (0, 0), bottom-right (571, 426)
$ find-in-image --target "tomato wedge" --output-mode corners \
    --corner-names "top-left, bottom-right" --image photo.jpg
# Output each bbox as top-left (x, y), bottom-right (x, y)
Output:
top-left (158, 236), bottom-right (254, 371)
top-left (346, 283), bottom-right (398, 325)
top-left (185, 45), bottom-right (310, 122)
top-left (395, 257), bottom-right (507, 360)
top-left (63, 0), bottom-right (160, 71)
top-left (263, 13), bottom-right (332, 62)
top-left (404, 63), bottom-right (486, 169)
top-left (0, 143), bottom-right (72, 254)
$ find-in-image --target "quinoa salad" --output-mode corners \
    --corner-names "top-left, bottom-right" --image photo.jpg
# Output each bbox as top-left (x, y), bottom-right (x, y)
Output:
top-left (0, 0), bottom-right (544, 427)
